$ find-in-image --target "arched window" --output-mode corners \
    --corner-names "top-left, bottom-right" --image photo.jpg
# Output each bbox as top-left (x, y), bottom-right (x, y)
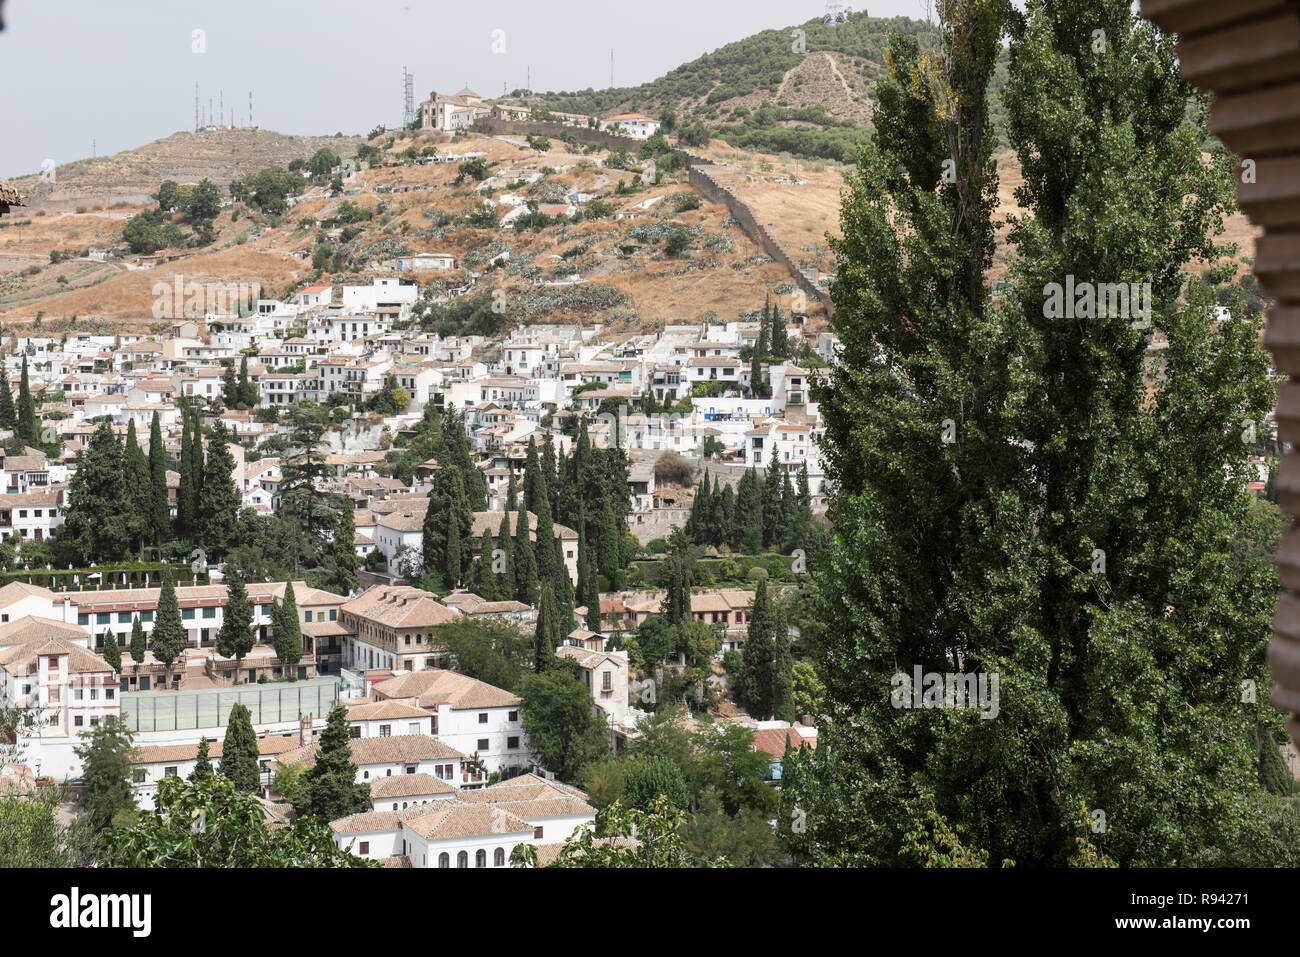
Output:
top-left (494, 847), bottom-right (505, 867)
top-left (457, 851), bottom-right (468, 868)
top-left (475, 849), bottom-right (487, 868)
top-left (438, 852), bottom-right (449, 868)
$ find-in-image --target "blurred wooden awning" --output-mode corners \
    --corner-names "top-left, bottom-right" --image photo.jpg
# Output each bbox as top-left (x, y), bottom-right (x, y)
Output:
top-left (1140, 0), bottom-right (1300, 739)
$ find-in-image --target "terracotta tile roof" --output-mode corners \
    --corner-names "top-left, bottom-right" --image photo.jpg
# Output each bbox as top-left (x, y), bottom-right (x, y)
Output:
top-left (369, 772), bottom-right (457, 799)
top-left (0, 615), bottom-right (87, 647)
top-left (751, 726), bottom-right (817, 758)
top-left (278, 734), bottom-right (467, 771)
top-left (341, 585), bottom-right (459, 630)
top-left (344, 701), bottom-right (430, 722)
top-left (0, 636), bottom-right (112, 675)
top-left (398, 802), bottom-right (534, 841)
top-left (372, 668), bottom-right (521, 710)
top-left (330, 806), bottom-right (429, 834)
top-left (131, 735), bottom-right (304, 766)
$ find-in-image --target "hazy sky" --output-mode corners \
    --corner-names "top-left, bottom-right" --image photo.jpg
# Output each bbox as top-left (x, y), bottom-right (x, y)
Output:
top-left (0, 0), bottom-right (931, 178)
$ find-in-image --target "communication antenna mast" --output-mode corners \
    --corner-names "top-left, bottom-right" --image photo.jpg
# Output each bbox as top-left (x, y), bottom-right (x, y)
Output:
top-left (824, 1), bottom-right (847, 23)
top-left (402, 67), bottom-right (415, 128)
top-left (219, 89), bottom-right (224, 128)
top-left (610, 48), bottom-right (614, 87)
top-left (249, 90), bottom-right (254, 129)
top-left (194, 82), bottom-right (200, 132)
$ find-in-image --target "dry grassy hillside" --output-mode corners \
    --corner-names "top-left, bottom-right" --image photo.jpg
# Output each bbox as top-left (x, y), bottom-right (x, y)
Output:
top-left (0, 124), bottom-right (1262, 335)
top-left (4, 129), bottom-right (364, 211)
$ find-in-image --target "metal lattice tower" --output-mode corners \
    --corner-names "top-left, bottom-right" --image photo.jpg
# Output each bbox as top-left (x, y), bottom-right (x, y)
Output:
top-left (403, 67), bottom-right (415, 127)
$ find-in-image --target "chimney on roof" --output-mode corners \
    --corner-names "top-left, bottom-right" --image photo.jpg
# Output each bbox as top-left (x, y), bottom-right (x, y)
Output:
top-left (300, 713), bottom-right (312, 746)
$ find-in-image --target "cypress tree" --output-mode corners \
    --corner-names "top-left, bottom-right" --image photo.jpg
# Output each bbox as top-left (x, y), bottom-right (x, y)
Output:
top-left (542, 432), bottom-right (558, 502)
top-left (551, 534), bottom-right (575, 637)
top-left (273, 581), bottom-right (303, 672)
top-left (687, 470), bottom-right (709, 541)
top-left (533, 479), bottom-right (556, 584)
top-left (598, 494), bottom-right (619, 585)
top-left (129, 615), bottom-right (146, 667)
top-left (523, 440), bottom-right (542, 514)
top-left (150, 568), bottom-right (187, 685)
top-left (294, 704), bottom-right (369, 820)
top-left (190, 736), bottom-right (213, 782)
top-left (750, 310), bottom-right (767, 400)
top-left (222, 363), bottom-right (238, 408)
top-left (762, 465), bottom-right (783, 550)
top-left (218, 702), bottom-right (260, 792)
top-left (471, 529), bottom-right (498, 600)
top-left (506, 471), bottom-right (519, 512)
top-left (737, 468), bottom-right (764, 554)
top-left (738, 578), bottom-right (775, 719)
top-left (177, 411), bottom-right (194, 539)
top-left (779, 469), bottom-right (796, 550)
top-left (497, 513), bottom-right (515, 601)
top-left (148, 411), bottom-right (169, 544)
top-left (422, 464), bottom-right (471, 590)
top-left (237, 354), bottom-right (258, 408)
top-left (720, 483), bottom-right (735, 544)
top-left (534, 586), bottom-right (558, 671)
top-left (216, 570), bottom-right (256, 679)
top-left (771, 601), bottom-right (794, 723)
top-left (513, 509), bottom-right (538, 605)
top-left (101, 630), bottom-right (121, 673)
top-left (63, 420), bottom-right (130, 562)
top-left (123, 418), bottom-right (153, 555)
top-left (332, 498), bottom-right (359, 595)
top-left (770, 301), bottom-right (788, 359)
top-left (16, 354), bottom-right (36, 446)
top-left (707, 473), bottom-right (726, 546)
top-left (582, 536), bottom-right (601, 634)
top-left (187, 409), bottom-right (204, 532)
top-left (0, 372), bottom-right (15, 430)
top-left (198, 422), bottom-right (240, 560)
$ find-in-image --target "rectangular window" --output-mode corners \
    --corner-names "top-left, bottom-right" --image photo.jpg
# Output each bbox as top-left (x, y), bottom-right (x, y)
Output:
top-left (182, 609), bottom-right (195, 621)
top-left (478, 713), bottom-right (488, 724)
top-left (477, 739), bottom-right (489, 752)
top-left (329, 609), bottom-right (338, 621)
top-left (304, 611), bottom-right (312, 622)
top-left (141, 612), bottom-right (153, 623)
top-left (202, 607), bottom-right (215, 619)
top-left (48, 687), bottom-right (60, 704)
top-left (74, 715), bottom-right (83, 727)
top-left (132, 769), bottom-right (145, 783)
top-left (508, 736), bottom-right (519, 750)
top-left (164, 767), bottom-right (177, 777)
top-left (379, 724), bottom-right (391, 737)
top-left (508, 710), bottom-right (518, 722)
top-left (106, 689), bottom-right (115, 700)
top-left (118, 612), bottom-right (131, 624)
top-left (96, 613), bottom-right (110, 625)
top-left (77, 614), bottom-right (89, 626)
top-left (358, 841), bottom-right (369, 855)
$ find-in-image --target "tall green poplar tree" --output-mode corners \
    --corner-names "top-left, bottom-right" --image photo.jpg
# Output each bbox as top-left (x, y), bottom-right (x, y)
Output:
top-left (783, 0), bottom-right (1277, 867)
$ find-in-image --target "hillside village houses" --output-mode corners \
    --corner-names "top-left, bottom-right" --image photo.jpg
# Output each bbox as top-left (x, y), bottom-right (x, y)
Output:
top-left (0, 255), bottom-right (832, 853)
